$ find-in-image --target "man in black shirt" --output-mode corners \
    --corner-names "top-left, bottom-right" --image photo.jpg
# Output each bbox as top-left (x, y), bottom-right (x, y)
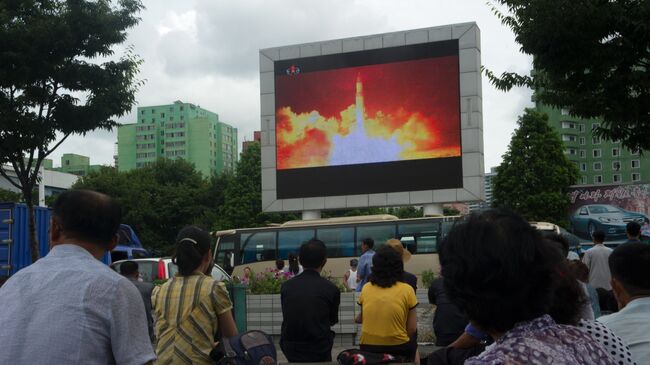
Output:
top-left (428, 277), bottom-right (468, 346)
top-left (280, 239), bottom-right (341, 362)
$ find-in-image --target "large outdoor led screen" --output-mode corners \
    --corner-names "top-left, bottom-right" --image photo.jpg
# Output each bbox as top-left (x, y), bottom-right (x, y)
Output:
top-left (274, 40), bottom-right (462, 199)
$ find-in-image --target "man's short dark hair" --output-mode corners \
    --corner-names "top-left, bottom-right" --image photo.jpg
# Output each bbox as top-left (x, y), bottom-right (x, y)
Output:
top-left (609, 243), bottom-right (650, 296)
top-left (120, 261), bottom-right (139, 276)
top-left (592, 230), bottom-right (606, 243)
top-left (299, 239), bottom-right (327, 269)
top-left (626, 222), bottom-right (641, 238)
top-left (52, 190), bottom-right (122, 247)
top-left (362, 237), bottom-right (374, 249)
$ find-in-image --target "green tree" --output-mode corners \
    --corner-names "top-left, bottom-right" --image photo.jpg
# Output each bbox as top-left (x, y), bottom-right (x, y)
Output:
top-left (0, 188), bottom-right (22, 203)
top-left (492, 109), bottom-right (579, 226)
top-left (485, 0), bottom-right (650, 151)
top-left (0, 0), bottom-right (143, 262)
top-left (74, 159), bottom-right (220, 252)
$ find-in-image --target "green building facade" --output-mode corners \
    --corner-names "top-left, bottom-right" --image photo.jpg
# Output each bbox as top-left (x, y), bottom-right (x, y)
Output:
top-left (537, 104), bottom-right (649, 185)
top-left (117, 101), bottom-right (238, 176)
top-left (50, 153), bottom-right (102, 176)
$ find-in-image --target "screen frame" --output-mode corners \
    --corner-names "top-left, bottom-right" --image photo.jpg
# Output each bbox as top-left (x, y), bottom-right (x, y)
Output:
top-left (260, 23), bottom-right (484, 212)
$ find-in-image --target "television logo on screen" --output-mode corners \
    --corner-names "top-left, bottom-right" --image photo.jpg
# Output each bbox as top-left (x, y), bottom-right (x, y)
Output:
top-left (285, 65), bottom-right (301, 76)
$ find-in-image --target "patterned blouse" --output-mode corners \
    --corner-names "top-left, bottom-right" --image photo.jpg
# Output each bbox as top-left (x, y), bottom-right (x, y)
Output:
top-left (466, 315), bottom-right (616, 365)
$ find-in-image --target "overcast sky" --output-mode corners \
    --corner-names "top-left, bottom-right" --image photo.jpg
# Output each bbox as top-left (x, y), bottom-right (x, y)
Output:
top-left (48, 0), bottom-right (533, 172)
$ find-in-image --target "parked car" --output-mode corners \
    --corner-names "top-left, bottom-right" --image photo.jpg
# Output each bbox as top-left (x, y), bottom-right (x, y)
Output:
top-left (110, 258), bottom-right (231, 283)
top-left (530, 221), bottom-right (584, 256)
top-left (570, 204), bottom-right (647, 240)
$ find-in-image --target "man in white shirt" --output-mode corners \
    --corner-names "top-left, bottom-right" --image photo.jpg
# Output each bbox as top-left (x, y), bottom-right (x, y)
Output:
top-left (582, 230), bottom-right (613, 290)
top-left (0, 190), bottom-right (156, 365)
top-left (598, 243), bottom-right (650, 364)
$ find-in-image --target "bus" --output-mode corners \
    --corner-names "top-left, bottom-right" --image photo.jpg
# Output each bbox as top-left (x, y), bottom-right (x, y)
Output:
top-left (213, 214), bottom-right (461, 285)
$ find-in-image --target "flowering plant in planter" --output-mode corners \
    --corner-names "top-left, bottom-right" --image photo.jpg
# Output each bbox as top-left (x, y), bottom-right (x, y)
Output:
top-left (248, 268), bottom-right (294, 294)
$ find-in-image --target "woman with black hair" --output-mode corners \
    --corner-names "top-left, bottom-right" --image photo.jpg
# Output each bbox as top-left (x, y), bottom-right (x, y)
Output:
top-left (287, 252), bottom-right (302, 275)
top-left (356, 245), bottom-right (418, 361)
top-left (152, 226), bottom-right (238, 365)
top-left (439, 209), bottom-right (615, 364)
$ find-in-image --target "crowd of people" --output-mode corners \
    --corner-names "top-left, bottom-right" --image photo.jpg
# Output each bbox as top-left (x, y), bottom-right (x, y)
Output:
top-left (0, 189), bottom-right (649, 365)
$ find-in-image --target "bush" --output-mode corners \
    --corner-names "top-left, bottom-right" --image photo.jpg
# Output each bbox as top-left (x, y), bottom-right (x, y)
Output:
top-left (248, 268), bottom-right (293, 294)
top-left (422, 269), bottom-right (436, 289)
top-left (321, 270), bottom-right (348, 292)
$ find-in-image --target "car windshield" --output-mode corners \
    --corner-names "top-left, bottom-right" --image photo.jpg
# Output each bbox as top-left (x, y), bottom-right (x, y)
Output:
top-left (589, 205), bottom-right (620, 214)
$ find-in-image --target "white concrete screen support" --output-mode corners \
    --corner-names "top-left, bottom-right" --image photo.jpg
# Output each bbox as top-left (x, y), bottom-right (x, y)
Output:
top-left (260, 23), bottom-right (485, 213)
top-left (423, 204), bottom-right (444, 217)
top-left (302, 210), bottom-right (322, 220)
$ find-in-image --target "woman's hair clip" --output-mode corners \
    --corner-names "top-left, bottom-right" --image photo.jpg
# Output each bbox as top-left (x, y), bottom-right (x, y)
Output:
top-left (179, 238), bottom-right (198, 245)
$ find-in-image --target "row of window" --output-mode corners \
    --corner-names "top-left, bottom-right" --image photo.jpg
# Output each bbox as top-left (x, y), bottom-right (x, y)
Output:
top-left (135, 161), bottom-right (153, 168)
top-left (140, 106), bottom-right (185, 115)
top-left (165, 122), bottom-right (186, 129)
top-left (577, 160), bottom-right (641, 172)
top-left (567, 148), bottom-right (640, 159)
top-left (561, 120), bottom-right (600, 132)
top-left (135, 152), bottom-right (156, 159)
top-left (165, 150), bottom-right (185, 157)
top-left (164, 141), bottom-right (186, 148)
top-left (136, 143), bottom-right (155, 150)
top-left (136, 125), bottom-right (155, 132)
top-left (135, 134), bottom-right (155, 141)
top-left (584, 173), bottom-right (642, 184)
top-left (165, 132), bottom-right (185, 138)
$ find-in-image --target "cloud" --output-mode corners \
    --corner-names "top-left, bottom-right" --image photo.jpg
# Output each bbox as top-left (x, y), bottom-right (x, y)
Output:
top-left (47, 0), bottom-right (534, 175)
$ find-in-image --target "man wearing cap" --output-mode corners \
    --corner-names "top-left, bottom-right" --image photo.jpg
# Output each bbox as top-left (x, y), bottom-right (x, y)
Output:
top-left (386, 238), bottom-right (417, 292)
top-left (343, 259), bottom-right (359, 291)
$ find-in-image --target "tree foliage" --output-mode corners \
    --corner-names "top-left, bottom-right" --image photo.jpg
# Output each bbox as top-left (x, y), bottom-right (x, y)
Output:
top-left (492, 109), bottom-right (579, 226)
top-left (0, 188), bottom-right (22, 203)
top-left (0, 0), bottom-right (143, 261)
top-left (485, 0), bottom-right (650, 151)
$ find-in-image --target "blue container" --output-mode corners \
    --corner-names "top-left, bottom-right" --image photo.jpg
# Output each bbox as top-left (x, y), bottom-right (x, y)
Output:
top-left (0, 202), bottom-right (110, 277)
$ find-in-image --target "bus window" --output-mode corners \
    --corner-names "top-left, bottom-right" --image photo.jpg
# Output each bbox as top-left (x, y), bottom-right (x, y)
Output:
top-left (241, 232), bottom-right (277, 264)
top-left (356, 224), bottom-right (396, 255)
top-left (398, 222), bottom-right (440, 236)
top-left (215, 235), bottom-right (236, 275)
top-left (317, 227), bottom-right (355, 258)
top-left (400, 235), bottom-right (416, 254)
top-left (278, 229), bottom-right (315, 259)
top-left (417, 235), bottom-right (438, 253)
top-left (441, 221), bottom-right (457, 238)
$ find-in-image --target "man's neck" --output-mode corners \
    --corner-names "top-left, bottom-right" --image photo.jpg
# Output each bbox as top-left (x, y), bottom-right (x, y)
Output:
top-left (51, 240), bottom-right (106, 259)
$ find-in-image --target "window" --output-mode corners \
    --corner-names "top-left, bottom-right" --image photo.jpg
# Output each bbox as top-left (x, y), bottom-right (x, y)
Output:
top-left (561, 109), bottom-right (569, 116)
top-left (632, 173), bottom-right (641, 182)
top-left (278, 229), bottom-right (315, 258)
top-left (356, 224), bottom-right (397, 256)
top-left (593, 149), bottom-right (602, 158)
top-left (612, 161), bottom-right (621, 171)
top-left (161, 113), bottom-right (165, 118)
top-left (632, 160), bottom-right (641, 169)
top-left (562, 135), bottom-right (577, 142)
top-left (317, 227), bottom-right (355, 258)
top-left (579, 137), bottom-right (586, 145)
top-left (240, 232), bottom-right (276, 264)
top-left (566, 148), bottom-right (577, 155)
top-left (578, 124), bottom-right (585, 132)
top-left (612, 148), bottom-right (620, 157)
top-left (580, 163), bottom-right (587, 172)
top-left (631, 149), bottom-right (640, 156)
top-left (579, 150), bottom-right (586, 158)
top-left (613, 174), bottom-right (621, 183)
top-left (140, 110), bottom-right (145, 115)
top-left (561, 121), bottom-right (575, 129)
top-left (592, 136), bottom-right (601, 145)
top-left (594, 175), bottom-right (603, 184)
top-left (580, 176), bottom-right (587, 184)
top-left (398, 222), bottom-right (441, 254)
top-left (593, 162), bottom-right (602, 171)
top-left (592, 123), bottom-right (600, 131)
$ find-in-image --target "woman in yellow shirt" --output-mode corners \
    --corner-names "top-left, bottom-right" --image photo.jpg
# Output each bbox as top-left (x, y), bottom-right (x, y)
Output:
top-left (357, 245), bottom-right (418, 360)
top-left (152, 226), bottom-right (238, 365)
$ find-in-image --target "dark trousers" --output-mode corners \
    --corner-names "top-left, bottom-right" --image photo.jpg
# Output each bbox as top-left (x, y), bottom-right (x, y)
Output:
top-left (360, 340), bottom-right (417, 360)
top-left (280, 333), bottom-right (334, 362)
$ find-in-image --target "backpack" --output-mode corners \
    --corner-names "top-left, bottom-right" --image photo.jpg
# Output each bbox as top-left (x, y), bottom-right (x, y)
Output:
top-left (210, 330), bottom-right (277, 365)
top-left (337, 349), bottom-right (410, 365)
